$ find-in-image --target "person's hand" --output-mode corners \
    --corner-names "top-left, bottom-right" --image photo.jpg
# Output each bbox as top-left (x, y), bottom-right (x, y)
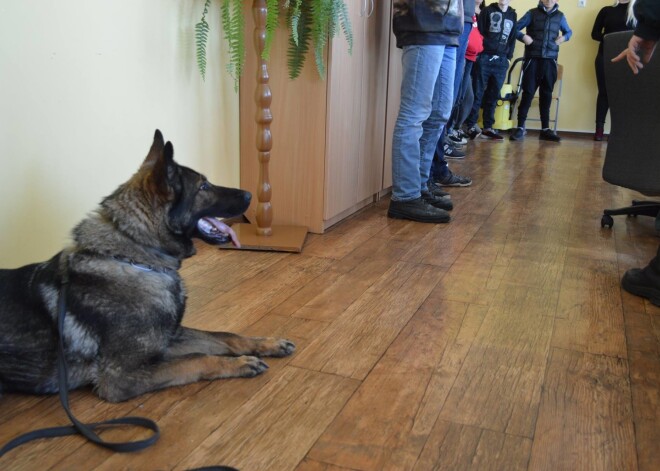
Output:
top-left (555, 35), bottom-right (565, 45)
top-left (522, 35), bottom-right (533, 46)
top-left (612, 34), bottom-right (658, 74)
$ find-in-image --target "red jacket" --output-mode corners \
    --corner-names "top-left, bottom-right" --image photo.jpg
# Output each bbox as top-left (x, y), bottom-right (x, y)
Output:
top-left (465, 19), bottom-right (484, 62)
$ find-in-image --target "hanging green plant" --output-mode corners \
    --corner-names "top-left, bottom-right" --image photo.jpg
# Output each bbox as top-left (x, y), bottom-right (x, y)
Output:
top-left (195, 0), bottom-right (352, 86)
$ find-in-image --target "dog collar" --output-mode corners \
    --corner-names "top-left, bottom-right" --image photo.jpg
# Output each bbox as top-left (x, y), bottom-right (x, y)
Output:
top-left (112, 255), bottom-right (175, 275)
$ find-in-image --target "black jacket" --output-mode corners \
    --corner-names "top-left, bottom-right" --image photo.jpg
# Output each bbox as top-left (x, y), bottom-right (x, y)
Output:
top-left (478, 3), bottom-right (517, 59)
top-left (634, 0), bottom-right (660, 41)
top-left (393, 0), bottom-right (464, 47)
top-left (591, 3), bottom-right (633, 55)
top-left (516, 2), bottom-right (572, 60)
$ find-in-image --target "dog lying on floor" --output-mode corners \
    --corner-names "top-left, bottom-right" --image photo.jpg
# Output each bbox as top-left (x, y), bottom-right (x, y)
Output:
top-left (0, 130), bottom-right (295, 402)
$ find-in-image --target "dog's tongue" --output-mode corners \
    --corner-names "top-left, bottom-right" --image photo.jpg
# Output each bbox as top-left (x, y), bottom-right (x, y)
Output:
top-left (197, 218), bottom-right (241, 248)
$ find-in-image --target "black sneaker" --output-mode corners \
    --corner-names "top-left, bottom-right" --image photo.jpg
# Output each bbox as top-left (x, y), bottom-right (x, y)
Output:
top-left (456, 129), bottom-right (470, 142)
top-left (447, 129), bottom-right (468, 145)
top-left (422, 190), bottom-right (453, 211)
top-left (621, 268), bottom-right (660, 306)
top-left (443, 143), bottom-right (466, 160)
top-left (539, 128), bottom-right (561, 142)
top-left (480, 128), bottom-right (504, 141)
top-left (388, 197), bottom-right (451, 223)
top-left (510, 127), bottom-right (526, 141)
top-left (467, 125), bottom-right (482, 140)
top-left (436, 171), bottom-right (472, 187)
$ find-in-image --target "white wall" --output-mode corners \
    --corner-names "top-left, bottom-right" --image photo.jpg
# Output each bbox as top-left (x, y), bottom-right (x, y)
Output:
top-left (0, 0), bottom-right (239, 268)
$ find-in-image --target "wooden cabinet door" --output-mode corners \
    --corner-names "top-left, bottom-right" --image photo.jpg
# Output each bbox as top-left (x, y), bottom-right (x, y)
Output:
top-left (356, 0), bottom-right (391, 201)
top-left (324, 0), bottom-right (392, 220)
top-left (324, 0), bottom-right (364, 220)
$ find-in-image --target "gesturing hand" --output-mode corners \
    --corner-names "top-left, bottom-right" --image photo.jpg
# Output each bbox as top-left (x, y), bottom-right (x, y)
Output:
top-left (612, 34), bottom-right (658, 74)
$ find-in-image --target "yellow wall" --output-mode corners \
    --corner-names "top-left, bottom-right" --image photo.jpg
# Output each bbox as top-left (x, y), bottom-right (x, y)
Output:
top-left (0, 0), bottom-right (238, 268)
top-left (511, 0), bottom-right (623, 133)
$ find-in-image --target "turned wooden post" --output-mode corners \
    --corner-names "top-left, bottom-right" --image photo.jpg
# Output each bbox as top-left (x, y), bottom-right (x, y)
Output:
top-left (253, 0), bottom-right (273, 236)
top-left (223, 0), bottom-right (306, 252)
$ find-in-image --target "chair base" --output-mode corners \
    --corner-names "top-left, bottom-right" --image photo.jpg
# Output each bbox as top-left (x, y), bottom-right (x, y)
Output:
top-left (601, 200), bottom-right (660, 231)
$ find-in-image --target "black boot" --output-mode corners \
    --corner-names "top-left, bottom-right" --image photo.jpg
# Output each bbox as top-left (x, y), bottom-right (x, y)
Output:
top-left (621, 245), bottom-right (660, 306)
top-left (421, 190), bottom-right (453, 211)
top-left (388, 197), bottom-right (451, 223)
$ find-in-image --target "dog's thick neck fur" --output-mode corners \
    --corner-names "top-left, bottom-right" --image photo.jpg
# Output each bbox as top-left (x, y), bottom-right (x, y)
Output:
top-left (70, 135), bottom-right (193, 270)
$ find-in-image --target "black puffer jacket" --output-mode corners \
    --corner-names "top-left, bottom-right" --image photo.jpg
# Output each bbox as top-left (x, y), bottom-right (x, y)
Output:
top-left (393, 0), bottom-right (464, 48)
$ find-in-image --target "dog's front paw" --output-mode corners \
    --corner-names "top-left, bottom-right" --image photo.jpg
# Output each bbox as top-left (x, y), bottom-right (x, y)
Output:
top-left (259, 338), bottom-right (296, 357)
top-left (237, 355), bottom-right (269, 377)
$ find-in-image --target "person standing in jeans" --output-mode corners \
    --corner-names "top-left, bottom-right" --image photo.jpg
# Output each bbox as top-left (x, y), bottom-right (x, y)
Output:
top-left (464, 0), bottom-right (517, 141)
top-left (448, 9), bottom-right (485, 144)
top-left (510, 0), bottom-right (572, 142)
top-left (388, 0), bottom-right (463, 223)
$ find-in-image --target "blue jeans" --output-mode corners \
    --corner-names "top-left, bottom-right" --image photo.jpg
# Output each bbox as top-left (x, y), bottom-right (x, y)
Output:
top-left (430, 22), bottom-right (471, 181)
top-left (466, 54), bottom-right (509, 129)
top-left (453, 22), bottom-right (473, 104)
top-left (391, 45), bottom-right (456, 202)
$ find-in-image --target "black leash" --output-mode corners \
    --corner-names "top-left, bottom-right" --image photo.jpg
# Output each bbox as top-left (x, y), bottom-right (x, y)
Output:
top-left (0, 265), bottom-right (160, 457)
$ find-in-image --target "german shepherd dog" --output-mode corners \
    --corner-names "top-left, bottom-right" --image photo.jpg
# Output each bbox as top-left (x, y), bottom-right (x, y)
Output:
top-left (0, 130), bottom-right (295, 403)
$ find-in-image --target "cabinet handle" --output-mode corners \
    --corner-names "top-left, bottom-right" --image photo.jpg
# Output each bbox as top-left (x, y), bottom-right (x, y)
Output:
top-left (367, 0), bottom-right (374, 17)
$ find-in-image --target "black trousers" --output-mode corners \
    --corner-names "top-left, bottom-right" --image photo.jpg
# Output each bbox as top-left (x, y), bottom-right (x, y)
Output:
top-left (516, 57), bottom-right (557, 129)
top-left (595, 51), bottom-right (608, 127)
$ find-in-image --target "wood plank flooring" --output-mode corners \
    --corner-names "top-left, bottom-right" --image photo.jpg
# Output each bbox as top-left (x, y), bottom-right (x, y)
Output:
top-left (2, 134), bottom-right (659, 470)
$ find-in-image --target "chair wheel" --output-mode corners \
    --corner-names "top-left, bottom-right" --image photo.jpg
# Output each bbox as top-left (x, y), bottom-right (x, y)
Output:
top-left (601, 214), bottom-right (614, 228)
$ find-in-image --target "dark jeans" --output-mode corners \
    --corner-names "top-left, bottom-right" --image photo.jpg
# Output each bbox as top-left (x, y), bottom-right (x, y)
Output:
top-left (516, 57), bottom-right (558, 129)
top-left (430, 22), bottom-right (472, 182)
top-left (595, 51), bottom-right (608, 126)
top-left (466, 54), bottom-right (509, 130)
top-left (453, 60), bottom-right (475, 130)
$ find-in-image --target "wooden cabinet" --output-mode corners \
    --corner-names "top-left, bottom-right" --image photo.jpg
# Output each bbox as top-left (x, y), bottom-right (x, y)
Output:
top-left (239, 1), bottom-right (393, 233)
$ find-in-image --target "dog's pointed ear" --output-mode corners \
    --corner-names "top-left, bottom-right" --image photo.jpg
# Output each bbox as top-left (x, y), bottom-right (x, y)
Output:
top-left (149, 140), bottom-right (177, 196)
top-left (140, 130), bottom-right (176, 199)
top-left (163, 141), bottom-right (176, 180)
top-left (144, 129), bottom-right (165, 166)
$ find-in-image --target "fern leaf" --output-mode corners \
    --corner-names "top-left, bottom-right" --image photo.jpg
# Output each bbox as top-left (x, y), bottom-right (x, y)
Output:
top-left (336, 0), bottom-right (353, 54)
top-left (220, 0), bottom-right (245, 91)
top-left (310, 0), bottom-right (330, 79)
top-left (263, 0), bottom-right (280, 61)
top-left (288, 0), bottom-right (303, 46)
top-left (195, 0), bottom-right (212, 80)
top-left (286, 4), bottom-right (312, 79)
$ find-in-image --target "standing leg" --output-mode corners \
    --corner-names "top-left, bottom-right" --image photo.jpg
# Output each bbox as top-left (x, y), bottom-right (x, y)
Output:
top-left (431, 26), bottom-right (469, 180)
top-left (391, 45), bottom-right (443, 202)
top-left (465, 55), bottom-right (488, 129)
top-left (594, 51), bottom-right (607, 140)
top-left (421, 45), bottom-right (456, 187)
top-left (389, 46), bottom-right (451, 223)
top-left (482, 57), bottom-right (509, 131)
top-left (538, 58), bottom-right (558, 129)
top-left (515, 58), bottom-right (538, 129)
top-left (537, 59), bottom-right (560, 141)
top-left (454, 60), bottom-right (475, 129)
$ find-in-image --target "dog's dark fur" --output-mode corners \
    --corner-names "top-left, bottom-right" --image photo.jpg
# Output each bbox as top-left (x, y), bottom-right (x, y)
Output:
top-left (0, 130), bottom-right (295, 402)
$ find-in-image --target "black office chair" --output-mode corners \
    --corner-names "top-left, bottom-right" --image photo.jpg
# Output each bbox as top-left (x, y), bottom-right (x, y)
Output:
top-left (601, 31), bottom-right (660, 231)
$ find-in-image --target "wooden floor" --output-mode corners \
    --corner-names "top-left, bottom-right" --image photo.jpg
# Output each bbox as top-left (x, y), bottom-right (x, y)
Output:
top-left (2, 134), bottom-right (660, 470)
